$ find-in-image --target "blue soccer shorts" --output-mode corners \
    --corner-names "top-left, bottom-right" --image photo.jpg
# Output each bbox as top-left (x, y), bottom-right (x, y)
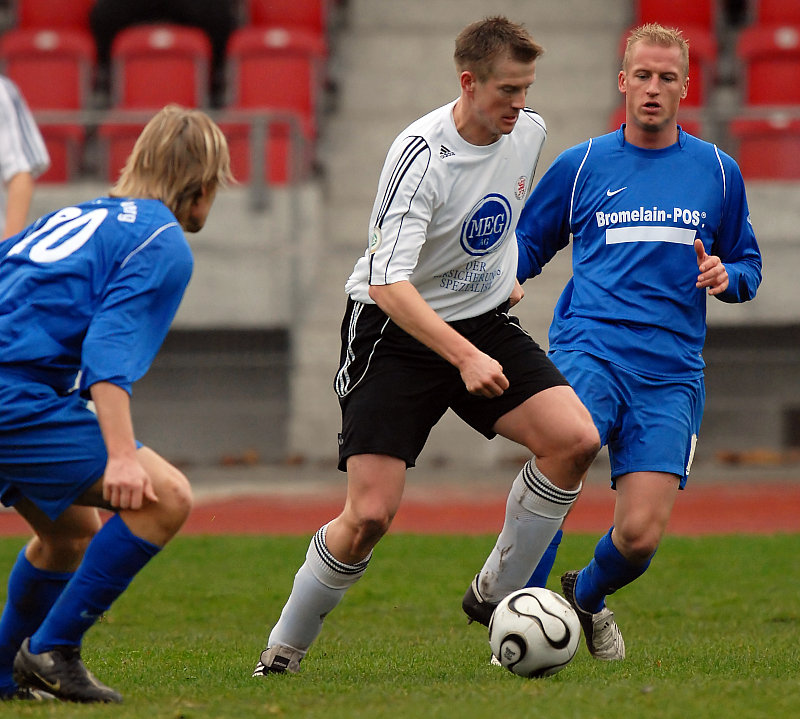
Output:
top-left (550, 350), bottom-right (705, 488)
top-left (0, 377), bottom-right (108, 520)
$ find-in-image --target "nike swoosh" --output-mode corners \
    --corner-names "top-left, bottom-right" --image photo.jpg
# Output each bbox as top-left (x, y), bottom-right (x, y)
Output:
top-left (33, 672), bottom-right (61, 692)
top-left (606, 187), bottom-right (627, 197)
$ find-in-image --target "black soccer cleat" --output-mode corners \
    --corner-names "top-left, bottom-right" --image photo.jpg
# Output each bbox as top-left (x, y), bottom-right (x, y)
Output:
top-left (462, 574), bottom-right (498, 627)
top-left (12, 638), bottom-right (123, 704)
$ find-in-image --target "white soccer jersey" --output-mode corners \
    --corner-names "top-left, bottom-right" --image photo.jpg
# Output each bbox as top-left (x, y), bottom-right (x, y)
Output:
top-left (345, 99), bottom-right (546, 321)
top-left (0, 76), bottom-right (50, 228)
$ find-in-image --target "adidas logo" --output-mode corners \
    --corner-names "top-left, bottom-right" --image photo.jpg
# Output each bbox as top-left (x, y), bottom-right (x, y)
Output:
top-left (439, 145), bottom-right (455, 159)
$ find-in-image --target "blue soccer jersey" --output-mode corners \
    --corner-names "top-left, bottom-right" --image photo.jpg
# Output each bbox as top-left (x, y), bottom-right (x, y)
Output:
top-left (516, 127), bottom-right (762, 379)
top-left (0, 197), bottom-right (193, 395)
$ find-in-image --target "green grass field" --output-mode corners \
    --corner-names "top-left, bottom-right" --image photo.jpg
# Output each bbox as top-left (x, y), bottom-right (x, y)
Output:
top-left (2, 532), bottom-right (800, 718)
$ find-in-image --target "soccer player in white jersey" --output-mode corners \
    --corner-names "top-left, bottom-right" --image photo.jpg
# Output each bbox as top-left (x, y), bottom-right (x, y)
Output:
top-left (252, 16), bottom-right (600, 676)
top-left (515, 24), bottom-right (762, 660)
top-left (0, 75), bottom-right (50, 239)
top-left (0, 105), bottom-right (232, 702)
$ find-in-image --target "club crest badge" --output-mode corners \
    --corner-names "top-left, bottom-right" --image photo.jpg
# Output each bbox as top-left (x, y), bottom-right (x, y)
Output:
top-left (460, 193), bottom-right (512, 256)
top-left (369, 226), bottom-right (382, 254)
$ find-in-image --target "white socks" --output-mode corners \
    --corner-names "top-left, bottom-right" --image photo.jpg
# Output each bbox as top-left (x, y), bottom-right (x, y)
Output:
top-left (477, 458), bottom-right (580, 603)
top-left (267, 524), bottom-right (371, 654)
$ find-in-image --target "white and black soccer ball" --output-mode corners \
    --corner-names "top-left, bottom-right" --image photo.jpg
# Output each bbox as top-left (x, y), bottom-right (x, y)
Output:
top-left (488, 587), bottom-right (580, 678)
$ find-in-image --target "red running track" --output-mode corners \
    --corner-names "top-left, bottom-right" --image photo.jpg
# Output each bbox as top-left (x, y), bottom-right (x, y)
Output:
top-left (0, 482), bottom-right (797, 537)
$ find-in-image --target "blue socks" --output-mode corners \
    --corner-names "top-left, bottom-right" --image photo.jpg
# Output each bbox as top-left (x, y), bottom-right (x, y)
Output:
top-left (525, 529), bottom-right (563, 588)
top-left (575, 528), bottom-right (653, 613)
top-left (0, 549), bottom-right (73, 696)
top-left (29, 514), bottom-right (160, 653)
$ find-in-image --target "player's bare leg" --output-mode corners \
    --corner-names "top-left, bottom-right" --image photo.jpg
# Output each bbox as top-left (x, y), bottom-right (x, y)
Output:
top-left (254, 454), bottom-right (405, 675)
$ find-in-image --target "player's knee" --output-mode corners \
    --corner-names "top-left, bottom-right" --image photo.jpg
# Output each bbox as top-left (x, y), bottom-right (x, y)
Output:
top-left (35, 526), bottom-right (97, 569)
top-left (351, 513), bottom-right (393, 554)
top-left (153, 465), bottom-right (193, 530)
top-left (614, 525), bottom-right (659, 564)
top-left (566, 421), bottom-right (601, 472)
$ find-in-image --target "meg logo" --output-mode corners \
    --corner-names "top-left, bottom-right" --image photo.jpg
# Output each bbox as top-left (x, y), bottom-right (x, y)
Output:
top-left (460, 193), bottom-right (511, 256)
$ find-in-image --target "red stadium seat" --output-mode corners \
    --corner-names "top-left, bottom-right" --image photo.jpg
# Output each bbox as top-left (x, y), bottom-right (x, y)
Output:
top-left (0, 28), bottom-right (94, 110)
top-left (0, 28), bottom-right (94, 182)
top-left (224, 25), bottom-right (324, 183)
top-left (246, 0), bottom-right (328, 36)
top-left (110, 24), bottom-right (212, 109)
top-left (634, 0), bottom-right (716, 32)
top-left (755, 0), bottom-right (800, 25)
top-left (729, 116), bottom-right (800, 179)
top-left (15, 0), bottom-right (94, 30)
top-left (227, 26), bottom-right (325, 126)
top-left (737, 25), bottom-right (800, 105)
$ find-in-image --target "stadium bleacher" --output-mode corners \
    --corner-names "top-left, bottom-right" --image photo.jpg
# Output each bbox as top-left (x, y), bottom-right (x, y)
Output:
top-left (0, 0), bottom-right (796, 467)
top-left (0, 0), bottom-right (332, 187)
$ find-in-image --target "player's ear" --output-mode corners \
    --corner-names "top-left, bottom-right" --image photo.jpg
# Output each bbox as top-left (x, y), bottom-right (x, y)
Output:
top-left (460, 70), bottom-right (477, 94)
top-left (190, 185), bottom-right (210, 205)
top-left (617, 70), bottom-right (626, 94)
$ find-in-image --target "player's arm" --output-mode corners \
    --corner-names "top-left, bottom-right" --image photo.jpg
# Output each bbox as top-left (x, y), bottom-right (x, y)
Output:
top-left (516, 152), bottom-right (575, 282)
top-left (703, 163), bottom-right (762, 303)
top-left (509, 278), bottom-right (525, 307)
top-left (368, 280), bottom-right (509, 398)
top-left (2, 171), bottom-right (34, 239)
top-left (89, 381), bottom-right (158, 510)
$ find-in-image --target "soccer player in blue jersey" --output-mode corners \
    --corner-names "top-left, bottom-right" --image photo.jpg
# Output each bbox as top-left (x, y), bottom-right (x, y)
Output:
top-left (0, 105), bottom-right (232, 702)
top-left (252, 17), bottom-right (600, 676)
top-left (514, 24), bottom-right (762, 660)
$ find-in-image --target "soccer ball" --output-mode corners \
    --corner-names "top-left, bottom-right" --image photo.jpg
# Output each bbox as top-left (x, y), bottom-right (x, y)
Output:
top-left (488, 587), bottom-right (580, 678)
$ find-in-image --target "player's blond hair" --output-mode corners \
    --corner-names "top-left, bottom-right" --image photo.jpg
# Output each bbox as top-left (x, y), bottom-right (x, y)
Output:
top-left (454, 16), bottom-right (544, 82)
top-left (623, 23), bottom-right (690, 78)
top-left (110, 105), bottom-right (233, 227)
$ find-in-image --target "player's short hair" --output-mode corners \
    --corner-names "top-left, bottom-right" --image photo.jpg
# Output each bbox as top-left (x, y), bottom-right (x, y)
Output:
top-left (454, 16), bottom-right (543, 82)
top-left (110, 105), bottom-right (233, 227)
top-left (623, 23), bottom-right (690, 78)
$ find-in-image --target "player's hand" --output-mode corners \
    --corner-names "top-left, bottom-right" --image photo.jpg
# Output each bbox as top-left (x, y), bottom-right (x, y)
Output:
top-left (508, 280), bottom-right (525, 307)
top-left (459, 351), bottom-right (509, 398)
top-left (694, 239), bottom-right (729, 295)
top-left (102, 456), bottom-right (159, 510)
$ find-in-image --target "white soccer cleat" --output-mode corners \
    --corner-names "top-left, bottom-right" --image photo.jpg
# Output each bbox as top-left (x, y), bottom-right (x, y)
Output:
top-left (561, 570), bottom-right (625, 661)
top-left (252, 644), bottom-right (303, 675)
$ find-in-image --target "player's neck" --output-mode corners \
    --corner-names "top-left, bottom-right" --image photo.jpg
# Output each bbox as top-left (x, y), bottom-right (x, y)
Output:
top-left (452, 100), bottom-right (500, 146)
top-left (623, 120), bottom-right (680, 150)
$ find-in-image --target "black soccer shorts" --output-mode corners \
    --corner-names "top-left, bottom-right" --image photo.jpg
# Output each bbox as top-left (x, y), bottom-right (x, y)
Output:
top-left (334, 298), bottom-right (569, 471)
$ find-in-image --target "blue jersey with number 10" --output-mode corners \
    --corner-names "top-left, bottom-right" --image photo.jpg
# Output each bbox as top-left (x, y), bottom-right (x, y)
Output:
top-left (0, 197), bottom-right (193, 395)
top-left (516, 127), bottom-right (762, 379)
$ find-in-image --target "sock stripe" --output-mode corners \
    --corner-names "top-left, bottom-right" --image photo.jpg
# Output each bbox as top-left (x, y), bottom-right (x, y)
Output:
top-left (521, 460), bottom-right (580, 506)
top-left (312, 527), bottom-right (371, 577)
